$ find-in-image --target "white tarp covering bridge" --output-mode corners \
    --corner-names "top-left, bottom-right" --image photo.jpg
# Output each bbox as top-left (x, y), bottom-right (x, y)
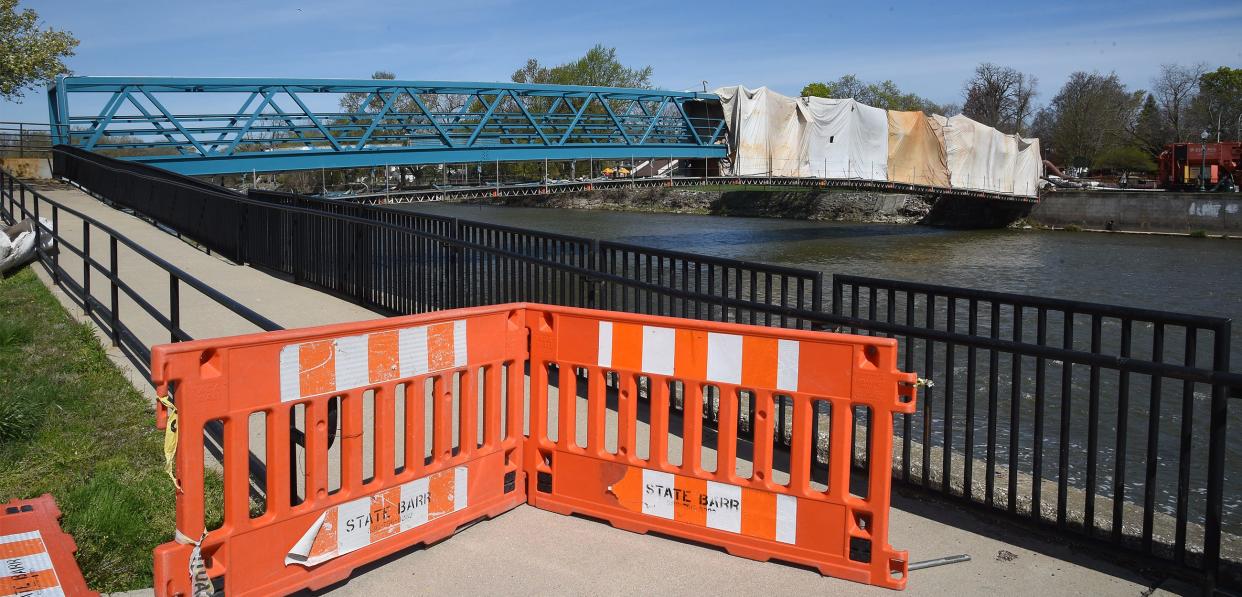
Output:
top-left (715, 86), bottom-right (1042, 198)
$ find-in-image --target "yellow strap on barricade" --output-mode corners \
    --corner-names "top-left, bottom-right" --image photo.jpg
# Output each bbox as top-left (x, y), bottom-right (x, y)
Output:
top-left (156, 392), bottom-right (180, 489)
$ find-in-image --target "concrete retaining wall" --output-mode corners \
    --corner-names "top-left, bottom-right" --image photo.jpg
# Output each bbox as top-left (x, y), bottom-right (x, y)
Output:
top-left (1029, 190), bottom-right (1242, 234)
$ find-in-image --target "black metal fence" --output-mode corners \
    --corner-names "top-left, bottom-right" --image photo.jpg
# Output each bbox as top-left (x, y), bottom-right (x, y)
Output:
top-left (831, 275), bottom-right (1238, 583)
top-left (0, 165), bottom-right (280, 375)
top-left (0, 122), bottom-right (52, 157)
top-left (47, 145), bottom-right (1242, 590)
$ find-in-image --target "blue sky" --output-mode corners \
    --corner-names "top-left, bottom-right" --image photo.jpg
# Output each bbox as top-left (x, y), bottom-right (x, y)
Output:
top-left (3, 0), bottom-right (1240, 122)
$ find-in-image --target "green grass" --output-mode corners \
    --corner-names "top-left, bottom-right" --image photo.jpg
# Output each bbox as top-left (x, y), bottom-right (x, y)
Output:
top-left (1189, 229), bottom-right (1209, 238)
top-left (0, 267), bottom-right (222, 592)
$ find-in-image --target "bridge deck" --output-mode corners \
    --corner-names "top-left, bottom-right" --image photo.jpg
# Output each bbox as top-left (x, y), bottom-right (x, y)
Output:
top-left (342, 175), bottom-right (1040, 206)
top-left (32, 184), bottom-right (1176, 596)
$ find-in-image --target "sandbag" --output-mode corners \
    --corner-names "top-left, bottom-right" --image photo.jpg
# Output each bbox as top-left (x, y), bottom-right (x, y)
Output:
top-left (0, 218), bottom-right (54, 273)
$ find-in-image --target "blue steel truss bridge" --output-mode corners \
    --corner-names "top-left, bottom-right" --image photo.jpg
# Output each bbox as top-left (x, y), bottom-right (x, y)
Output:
top-left (44, 76), bottom-right (1036, 205)
top-left (47, 76), bottom-right (727, 176)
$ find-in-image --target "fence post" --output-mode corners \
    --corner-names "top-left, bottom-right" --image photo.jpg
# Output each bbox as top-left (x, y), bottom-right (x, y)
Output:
top-left (830, 275), bottom-right (843, 317)
top-left (1202, 320), bottom-right (1232, 590)
top-left (812, 271), bottom-right (825, 314)
top-left (586, 238), bottom-right (600, 309)
top-left (51, 205), bottom-right (59, 285)
top-left (236, 201), bottom-right (247, 264)
top-left (169, 273), bottom-right (180, 343)
top-left (109, 236), bottom-right (119, 346)
top-left (447, 218), bottom-right (461, 309)
top-left (82, 222), bottom-right (91, 316)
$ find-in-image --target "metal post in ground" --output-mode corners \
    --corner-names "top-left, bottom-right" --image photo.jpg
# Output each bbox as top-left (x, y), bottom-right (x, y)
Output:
top-left (109, 236), bottom-right (119, 346)
top-left (82, 222), bottom-right (91, 316)
top-left (51, 205), bottom-right (59, 285)
top-left (169, 273), bottom-right (180, 343)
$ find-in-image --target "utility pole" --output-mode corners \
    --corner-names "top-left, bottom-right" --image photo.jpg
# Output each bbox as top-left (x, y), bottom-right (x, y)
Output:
top-left (1199, 129), bottom-right (1209, 191)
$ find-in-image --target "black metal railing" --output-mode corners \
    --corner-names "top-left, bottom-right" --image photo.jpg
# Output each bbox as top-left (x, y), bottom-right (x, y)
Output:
top-left (0, 122), bottom-right (52, 157)
top-left (831, 275), bottom-right (1238, 583)
top-left (46, 145), bottom-right (1242, 590)
top-left (0, 167), bottom-right (280, 376)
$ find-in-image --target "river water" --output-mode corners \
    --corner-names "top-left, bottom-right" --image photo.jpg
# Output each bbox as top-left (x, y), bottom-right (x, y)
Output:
top-left (396, 202), bottom-right (1242, 538)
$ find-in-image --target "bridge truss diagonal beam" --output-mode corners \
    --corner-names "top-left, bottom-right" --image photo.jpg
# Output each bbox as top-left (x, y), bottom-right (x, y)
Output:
top-left (50, 76), bottom-right (728, 175)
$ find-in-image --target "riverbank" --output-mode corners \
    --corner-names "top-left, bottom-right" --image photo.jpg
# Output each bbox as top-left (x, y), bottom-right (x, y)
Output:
top-left (456, 186), bottom-right (935, 224)
top-left (0, 266), bottom-right (223, 592)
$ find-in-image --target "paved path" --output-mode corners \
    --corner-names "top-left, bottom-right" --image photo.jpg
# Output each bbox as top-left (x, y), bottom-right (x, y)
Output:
top-left (20, 184), bottom-right (1190, 596)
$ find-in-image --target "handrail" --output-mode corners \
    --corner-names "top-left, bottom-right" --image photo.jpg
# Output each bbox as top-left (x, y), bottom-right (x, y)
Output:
top-left (834, 273), bottom-right (1233, 329)
top-left (0, 167), bottom-right (281, 339)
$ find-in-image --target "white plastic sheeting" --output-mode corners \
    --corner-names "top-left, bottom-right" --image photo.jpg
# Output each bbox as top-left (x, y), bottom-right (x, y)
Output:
top-left (716, 86), bottom-right (1042, 197)
top-left (715, 86), bottom-right (803, 176)
top-left (800, 97), bottom-right (889, 180)
top-left (715, 87), bottom-right (888, 179)
top-left (942, 114), bottom-right (1043, 197)
top-left (944, 114), bottom-right (1010, 193)
top-left (1014, 136), bottom-right (1043, 197)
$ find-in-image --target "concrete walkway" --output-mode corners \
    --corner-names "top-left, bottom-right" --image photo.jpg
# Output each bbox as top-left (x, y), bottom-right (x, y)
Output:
top-left (20, 184), bottom-right (1193, 596)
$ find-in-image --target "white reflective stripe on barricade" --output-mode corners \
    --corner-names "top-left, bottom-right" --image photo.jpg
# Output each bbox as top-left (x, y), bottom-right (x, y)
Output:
top-left (285, 466), bottom-right (468, 567)
top-left (279, 320), bottom-right (467, 402)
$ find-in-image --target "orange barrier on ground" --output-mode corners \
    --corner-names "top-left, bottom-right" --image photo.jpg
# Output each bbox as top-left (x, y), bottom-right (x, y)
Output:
top-left (150, 305), bottom-right (528, 597)
top-left (150, 303), bottom-right (916, 594)
top-left (524, 306), bottom-right (918, 589)
top-left (0, 494), bottom-right (97, 597)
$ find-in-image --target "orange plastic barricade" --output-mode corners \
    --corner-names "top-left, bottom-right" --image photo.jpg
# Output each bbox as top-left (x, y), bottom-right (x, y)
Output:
top-left (149, 305), bottom-right (528, 597)
top-left (0, 494), bottom-right (97, 597)
top-left (150, 303), bottom-right (917, 594)
top-left (524, 306), bottom-right (918, 589)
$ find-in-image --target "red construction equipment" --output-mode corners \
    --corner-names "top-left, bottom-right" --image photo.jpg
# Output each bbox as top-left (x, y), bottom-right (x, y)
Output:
top-left (1158, 142), bottom-right (1241, 190)
top-left (150, 303), bottom-right (917, 595)
top-left (0, 495), bottom-right (97, 597)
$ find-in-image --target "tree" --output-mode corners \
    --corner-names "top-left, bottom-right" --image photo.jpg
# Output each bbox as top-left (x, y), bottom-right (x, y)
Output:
top-left (799, 74), bottom-right (952, 114)
top-left (960, 63), bottom-right (1038, 134)
top-left (799, 82), bottom-right (832, 98)
top-left (511, 45), bottom-right (652, 88)
top-left (1044, 71), bottom-right (1143, 169)
top-left (1092, 146), bottom-right (1156, 174)
top-left (1151, 62), bottom-right (1204, 142)
top-left (0, 0), bottom-right (78, 100)
top-left (336, 72), bottom-right (461, 189)
top-left (339, 70), bottom-right (398, 114)
top-left (1193, 66), bottom-right (1242, 141)
top-left (1131, 93), bottom-right (1167, 157)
